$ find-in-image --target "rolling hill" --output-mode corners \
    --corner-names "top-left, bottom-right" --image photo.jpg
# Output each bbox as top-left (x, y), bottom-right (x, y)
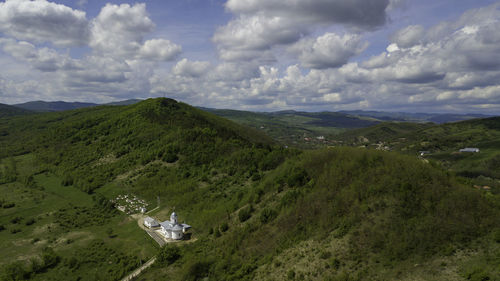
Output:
top-left (11, 99), bottom-right (142, 112)
top-left (0, 103), bottom-right (32, 118)
top-left (0, 98), bottom-right (499, 280)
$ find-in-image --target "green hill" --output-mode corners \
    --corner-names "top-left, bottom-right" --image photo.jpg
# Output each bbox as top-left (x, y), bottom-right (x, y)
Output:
top-left (335, 122), bottom-right (434, 144)
top-left (139, 148), bottom-right (500, 280)
top-left (0, 98), bottom-right (287, 280)
top-left (0, 103), bottom-right (32, 118)
top-left (13, 101), bottom-right (98, 112)
top-left (202, 108), bottom-right (380, 148)
top-left (0, 99), bottom-right (499, 281)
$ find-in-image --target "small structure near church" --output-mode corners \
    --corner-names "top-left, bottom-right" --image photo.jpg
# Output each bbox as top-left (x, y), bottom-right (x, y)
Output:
top-left (144, 217), bottom-right (160, 228)
top-left (159, 212), bottom-right (191, 240)
top-left (459, 147), bottom-right (480, 153)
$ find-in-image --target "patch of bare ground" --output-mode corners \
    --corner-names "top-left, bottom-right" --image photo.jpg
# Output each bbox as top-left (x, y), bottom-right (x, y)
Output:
top-left (94, 154), bottom-right (119, 166)
top-left (253, 235), bottom-right (351, 280)
top-left (32, 222), bottom-right (58, 235)
top-left (115, 160), bottom-right (177, 182)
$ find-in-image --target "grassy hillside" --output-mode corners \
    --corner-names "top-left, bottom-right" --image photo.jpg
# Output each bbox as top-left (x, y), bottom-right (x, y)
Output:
top-left (139, 148), bottom-right (500, 280)
top-left (1, 99), bottom-right (499, 280)
top-left (0, 98), bottom-right (291, 280)
top-left (336, 117), bottom-right (500, 187)
top-left (335, 122), bottom-right (434, 144)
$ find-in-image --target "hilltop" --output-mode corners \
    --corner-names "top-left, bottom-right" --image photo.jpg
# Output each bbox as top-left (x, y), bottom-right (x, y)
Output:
top-left (0, 98), bottom-right (287, 280)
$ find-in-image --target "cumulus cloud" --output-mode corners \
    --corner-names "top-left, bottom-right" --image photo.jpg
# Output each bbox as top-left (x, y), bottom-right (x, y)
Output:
top-left (390, 25), bottom-right (424, 48)
top-left (1, 1), bottom-right (500, 114)
top-left (225, 0), bottom-right (389, 28)
top-left (0, 38), bottom-right (77, 72)
top-left (0, 0), bottom-right (89, 46)
top-left (173, 59), bottom-right (211, 77)
top-left (138, 39), bottom-right (182, 61)
top-left (89, 3), bottom-right (181, 61)
top-left (214, 0), bottom-right (389, 62)
top-left (292, 33), bottom-right (368, 69)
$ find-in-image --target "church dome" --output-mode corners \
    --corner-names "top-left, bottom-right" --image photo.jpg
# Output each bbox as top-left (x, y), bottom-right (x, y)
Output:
top-left (170, 212), bottom-right (178, 224)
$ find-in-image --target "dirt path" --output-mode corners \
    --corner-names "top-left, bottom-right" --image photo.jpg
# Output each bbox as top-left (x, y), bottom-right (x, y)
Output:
top-left (121, 257), bottom-right (156, 281)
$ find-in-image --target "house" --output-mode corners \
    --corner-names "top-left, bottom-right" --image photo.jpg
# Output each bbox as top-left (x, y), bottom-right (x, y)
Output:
top-left (140, 207), bottom-right (147, 213)
top-left (419, 151), bottom-right (430, 156)
top-left (159, 212), bottom-right (191, 240)
top-left (459, 148), bottom-right (480, 153)
top-left (144, 217), bottom-right (160, 228)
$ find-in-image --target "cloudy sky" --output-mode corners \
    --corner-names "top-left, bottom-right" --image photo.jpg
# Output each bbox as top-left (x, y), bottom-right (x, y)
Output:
top-left (1, 0), bottom-right (500, 113)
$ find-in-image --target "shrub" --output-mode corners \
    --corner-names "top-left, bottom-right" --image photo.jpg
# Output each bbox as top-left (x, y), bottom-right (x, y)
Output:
top-left (10, 216), bottom-right (22, 224)
top-left (10, 228), bottom-right (21, 234)
top-left (3, 202), bottom-right (15, 208)
top-left (157, 245), bottom-right (181, 266)
top-left (25, 218), bottom-right (35, 226)
top-left (220, 222), bottom-right (229, 232)
top-left (259, 208), bottom-right (277, 224)
top-left (238, 205), bottom-right (253, 222)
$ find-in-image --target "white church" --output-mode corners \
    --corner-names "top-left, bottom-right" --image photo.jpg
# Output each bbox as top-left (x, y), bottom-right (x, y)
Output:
top-left (158, 212), bottom-right (191, 240)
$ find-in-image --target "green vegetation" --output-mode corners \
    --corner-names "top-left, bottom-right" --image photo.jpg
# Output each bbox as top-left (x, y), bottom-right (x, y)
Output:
top-left (204, 108), bottom-right (380, 148)
top-left (0, 103), bottom-right (32, 118)
top-left (0, 98), bottom-right (499, 280)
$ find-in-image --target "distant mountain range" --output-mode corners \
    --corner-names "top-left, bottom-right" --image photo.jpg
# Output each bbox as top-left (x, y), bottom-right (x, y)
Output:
top-left (2, 100), bottom-right (495, 126)
top-left (0, 103), bottom-right (33, 118)
top-left (10, 99), bottom-right (142, 112)
top-left (339, 110), bottom-right (493, 124)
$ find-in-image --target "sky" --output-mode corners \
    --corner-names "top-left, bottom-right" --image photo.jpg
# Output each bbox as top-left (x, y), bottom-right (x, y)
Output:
top-left (0, 0), bottom-right (500, 114)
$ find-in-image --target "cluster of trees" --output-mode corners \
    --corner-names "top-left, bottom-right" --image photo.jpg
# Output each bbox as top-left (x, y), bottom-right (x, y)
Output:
top-left (1, 247), bottom-right (60, 281)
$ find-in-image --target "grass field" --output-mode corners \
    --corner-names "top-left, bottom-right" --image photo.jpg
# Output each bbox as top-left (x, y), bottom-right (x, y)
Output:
top-left (0, 155), bottom-right (157, 280)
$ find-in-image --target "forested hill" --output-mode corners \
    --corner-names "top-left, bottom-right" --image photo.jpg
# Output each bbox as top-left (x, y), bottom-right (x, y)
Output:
top-left (0, 103), bottom-right (32, 118)
top-left (1, 98), bottom-right (499, 280)
top-left (0, 98), bottom-right (278, 194)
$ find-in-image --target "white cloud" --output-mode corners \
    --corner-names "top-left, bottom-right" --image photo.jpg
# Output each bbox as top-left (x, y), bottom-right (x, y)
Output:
top-left (0, 38), bottom-right (77, 72)
top-left (292, 33), bottom-right (368, 69)
top-left (173, 59), bottom-right (211, 77)
top-left (214, 0), bottom-right (389, 62)
top-left (0, 0), bottom-right (89, 46)
top-left (390, 25), bottom-right (424, 48)
top-left (90, 3), bottom-right (154, 56)
top-left (138, 39), bottom-right (182, 61)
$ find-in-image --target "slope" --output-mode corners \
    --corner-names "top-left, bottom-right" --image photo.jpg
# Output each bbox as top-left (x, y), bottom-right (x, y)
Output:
top-left (139, 148), bottom-right (500, 280)
top-left (0, 103), bottom-right (32, 118)
top-left (203, 108), bottom-right (380, 148)
top-left (0, 98), bottom-right (288, 281)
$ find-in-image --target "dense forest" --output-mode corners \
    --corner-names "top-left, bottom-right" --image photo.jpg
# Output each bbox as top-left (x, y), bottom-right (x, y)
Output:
top-left (0, 98), bottom-right (499, 280)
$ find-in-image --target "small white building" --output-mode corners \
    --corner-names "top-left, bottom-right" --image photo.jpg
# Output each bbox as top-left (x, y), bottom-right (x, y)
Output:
top-left (144, 217), bottom-right (160, 228)
top-left (159, 212), bottom-right (191, 240)
top-left (459, 148), bottom-right (480, 153)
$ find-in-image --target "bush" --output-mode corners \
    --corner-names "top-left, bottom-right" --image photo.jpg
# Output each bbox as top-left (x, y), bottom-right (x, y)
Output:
top-left (10, 216), bottom-right (22, 224)
top-left (25, 218), bottom-right (35, 226)
top-left (259, 208), bottom-right (277, 224)
top-left (238, 205), bottom-right (253, 223)
top-left (220, 222), bottom-right (229, 232)
top-left (10, 228), bottom-right (21, 234)
top-left (157, 245), bottom-right (181, 266)
top-left (3, 202), bottom-right (15, 208)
